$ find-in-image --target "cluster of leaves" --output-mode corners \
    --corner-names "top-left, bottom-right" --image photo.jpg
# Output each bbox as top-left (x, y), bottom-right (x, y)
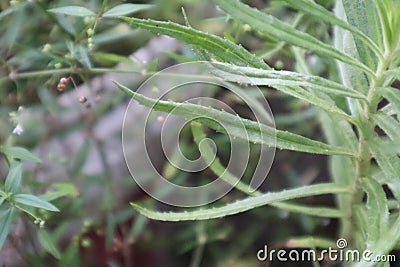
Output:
top-left (116, 0), bottom-right (400, 266)
top-left (0, 143), bottom-right (60, 257)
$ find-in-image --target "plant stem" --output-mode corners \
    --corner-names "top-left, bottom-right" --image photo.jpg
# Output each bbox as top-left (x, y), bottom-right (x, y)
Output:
top-left (343, 49), bottom-right (392, 246)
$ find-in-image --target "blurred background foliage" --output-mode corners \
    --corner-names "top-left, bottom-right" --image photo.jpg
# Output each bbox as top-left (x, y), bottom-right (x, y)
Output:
top-left (0, 0), bottom-right (346, 266)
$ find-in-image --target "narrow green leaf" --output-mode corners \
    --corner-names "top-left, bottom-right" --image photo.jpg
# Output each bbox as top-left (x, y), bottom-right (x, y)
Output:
top-left (373, 113), bottom-right (399, 140)
top-left (5, 161), bottom-right (22, 194)
top-left (119, 16), bottom-right (268, 69)
top-left (191, 122), bottom-right (345, 218)
top-left (3, 146), bottom-right (41, 162)
top-left (210, 0), bottom-right (374, 77)
top-left (48, 6), bottom-right (95, 17)
top-left (116, 82), bottom-right (355, 156)
top-left (70, 140), bottom-right (90, 175)
top-left (54, 13), bottom-right (76, 35)
top-left (212, 63), bottom-right (366, 99)
top-left (369, 138), bottom-right (400, 201)
top-left (0, 196), bottom-right (5, 206)
top-left (92, 52), bottom-right (138, 65)
top-left (131, 183), bottom-right (350, 221)
top-left (41, 183), bottom-right (79, 202)
top-left (282, 0), bottom-right (382, 61)
top-left (14, 194), bottom-right (59, 212)
top-left (38, 87), bottom-right (64, 116)
top-left (0, 207), bottom-right (16, 251)
top-left (341, 0), bottom-right (378, 69)
top-left (76, 45), bottom-right (92, 69)
top-left (38, 229), bottom-right (61, 259)
top-left (353, 205), bottom-right (368, 249)
top-left (285, 236), bottom-right (336, 249)
top-left (364, 0), bottom-right (384, 49)
top-left (103, 4), bottom-right (152, 17)
top-left (361, 177), bottom-right (389, 247)
top-left (379, 87), bottom-right (400, 116)
top-left (375, 0), bottom-right (392, 50)
top-left (272, 202), bottom-right (345, 218)
top-left (334, 0), bottom-right (370, 120)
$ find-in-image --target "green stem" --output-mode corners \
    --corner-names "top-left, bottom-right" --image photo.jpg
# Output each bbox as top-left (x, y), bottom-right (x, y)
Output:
top-left (343, 49), bottom-right (392, 246)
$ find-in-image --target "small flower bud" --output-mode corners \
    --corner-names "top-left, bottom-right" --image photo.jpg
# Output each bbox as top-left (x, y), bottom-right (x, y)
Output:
top-left (61, 77), bottom-right (69, 84)
top-left (81, 238), bottom-right (91, 248)
top-left (79, 96), bottom-right (88, 103)
top-left (84, 17), bottom-right (91, 25)
top-left (42, 43), bottom-right (52, 53)
top-left (243, 24), bottom-right (251, 32)
top-left (87, 28), bottom-right (94, 37)
top-left (57, 84), bottom-right (65, 91)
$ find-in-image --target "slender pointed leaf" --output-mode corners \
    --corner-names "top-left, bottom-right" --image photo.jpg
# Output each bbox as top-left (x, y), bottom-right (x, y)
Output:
top-left (116, 82), bottom-right (355, 156)
top-left (0, 207), bottom-right (16, 251)
top-left (369, 138), bottom-right (400, 201)
top-left (14, 194), bottom-right (59, 212)
top-left (341, 0), bottom-right (378, 69)
top-left (282, 0), bottom-right (382, 60)
top-left (285, 236), bottom-right (336, 249)
top-left (379, 87), bottom-right (400, 116)
top-left (103, 4), bottom-right (152, 17)
top-left (5, 161), bottom-right (22, 194)
top-left (373, 113), bottom-right (399, 140)
top-left (212, 63), bottom-right (366, 99)
top-left (48, 6), bottom-right (95, 17)
top-left (361, 177), bottom-right (389, 247)
top-left (3, 146), bottom-right (41, 163)
top-left (131, 183), bottom-right (350, 221)
top-left (119, 17), bottom-right (268, 69)
top-left (210, 0), bottom-right (373, 76)
top-left (191, 122), bottom-right (345, 218)
top-left (38, 229), bottom-right (61, 259)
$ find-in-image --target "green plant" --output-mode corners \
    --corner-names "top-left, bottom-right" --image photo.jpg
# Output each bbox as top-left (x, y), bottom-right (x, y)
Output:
top-left (116, 0), bottom-right (400, 266)
top-left (0, 110), bottom-right (60, 258)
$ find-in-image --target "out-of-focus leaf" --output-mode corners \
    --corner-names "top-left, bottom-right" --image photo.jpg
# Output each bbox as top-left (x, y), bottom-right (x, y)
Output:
top-left (3, 146), bottom-right (41, 163)
top-left (0, 207), bottom-right (16, 251)
top-left (41, 183), bottom-right (79, 202)
top-left (76, 45), bottom-right (92, 69)
top-left (38, 229), bottom-right (61, 259)
top-left (48, 6), bottom-right (95, 17)
top-left (4, 161), bottom-right (22, 194)
top-left (103, 4), bottom-right (152, 17)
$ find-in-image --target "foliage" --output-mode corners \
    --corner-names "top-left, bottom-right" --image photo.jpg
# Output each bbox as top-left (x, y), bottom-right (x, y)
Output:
top-left (1, 0), bottom-right (400, 266)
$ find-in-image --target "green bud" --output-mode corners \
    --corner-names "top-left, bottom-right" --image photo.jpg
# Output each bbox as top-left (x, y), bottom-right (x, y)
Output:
top-left (42, 43), bottom-right (52, 53)
top-left (274, 60), bottom-right (284, 69)
top-left (87, 28), bottom-right (94, 37)
top-left (81, 238), bottom-right (91, 248)
top-left (243, 24), bottom-right (251, 32)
